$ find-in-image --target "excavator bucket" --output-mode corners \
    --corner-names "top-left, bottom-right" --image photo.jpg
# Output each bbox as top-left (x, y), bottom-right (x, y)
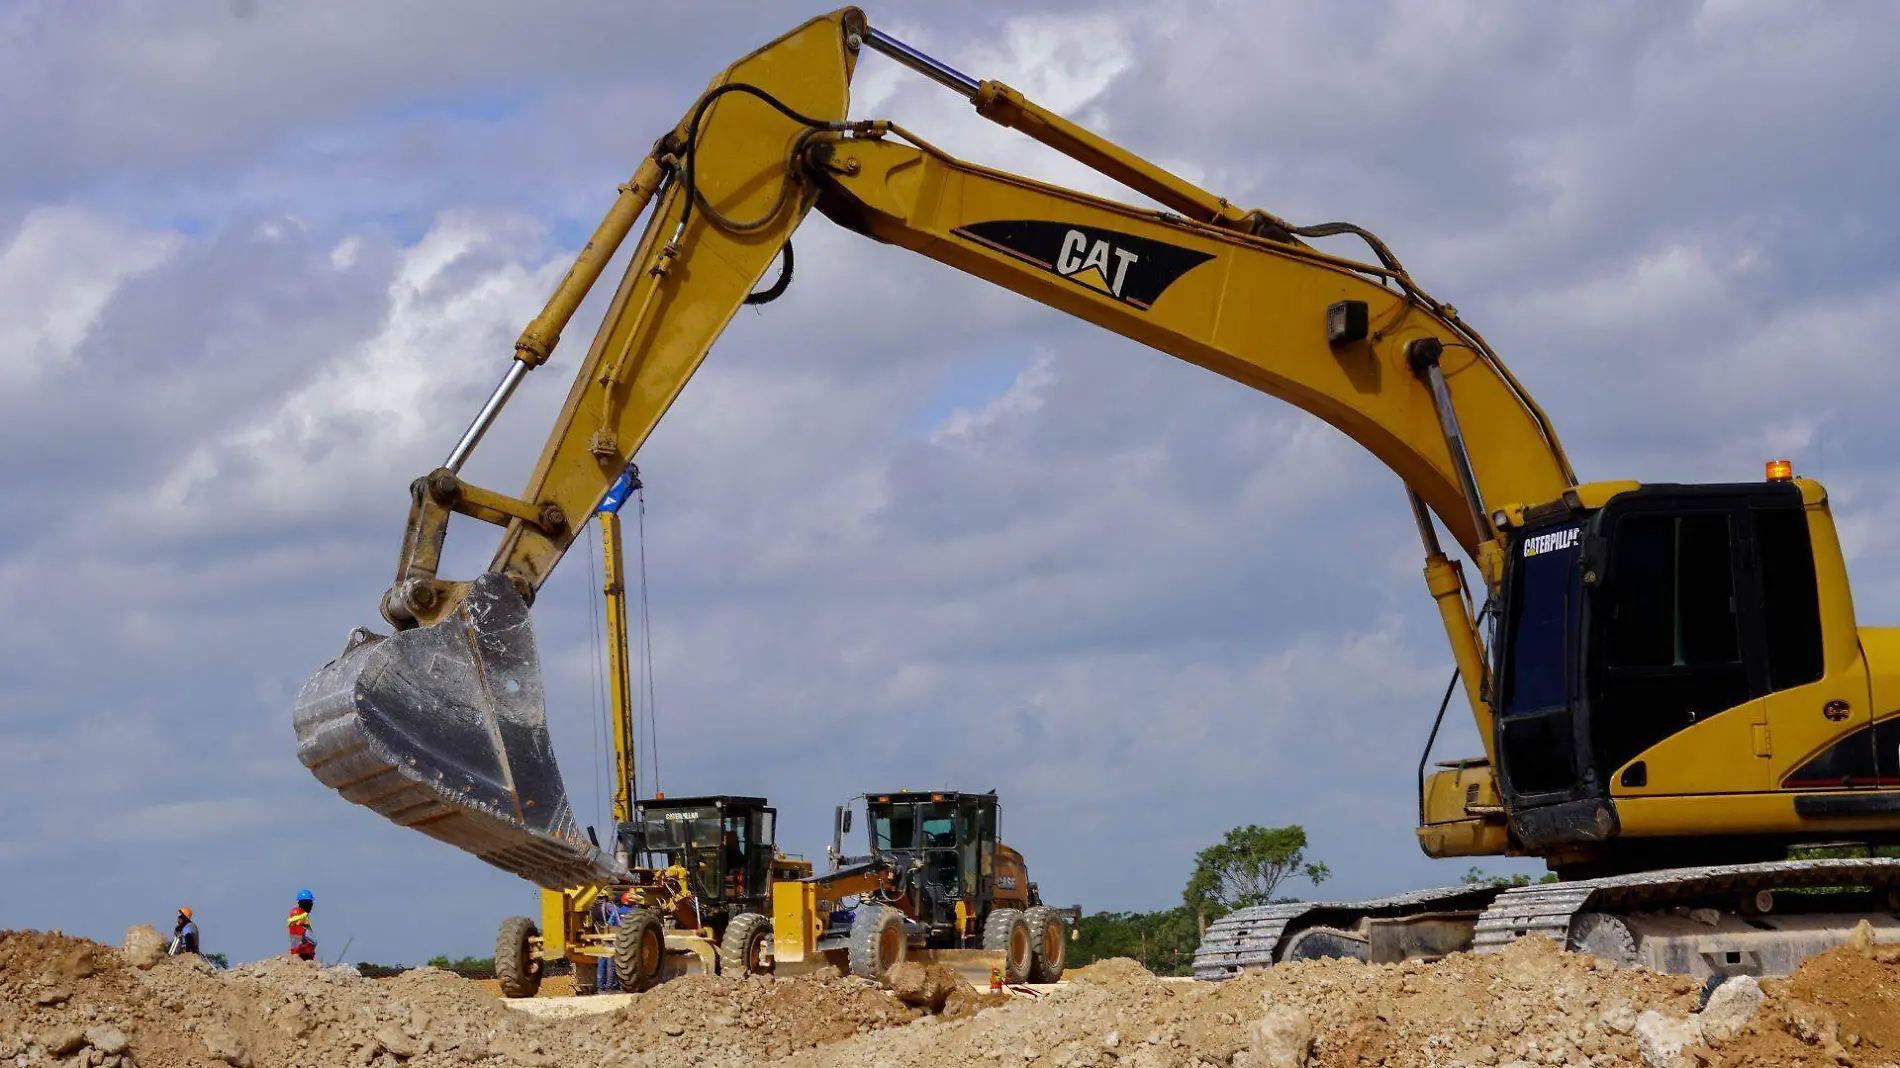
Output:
top-left (292, 572), bottom-right (623, 889)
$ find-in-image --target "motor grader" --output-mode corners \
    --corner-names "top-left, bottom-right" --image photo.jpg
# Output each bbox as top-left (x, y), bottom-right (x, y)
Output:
top-left (497, 794), bottom-right (813, 996)
top-left (770, 790), bottom-right (1078, 985)
top-left (294, 8), bottom-right (1900, 983)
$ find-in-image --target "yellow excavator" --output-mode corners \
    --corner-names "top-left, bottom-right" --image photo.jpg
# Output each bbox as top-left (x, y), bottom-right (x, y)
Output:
top-left (293, 9), bottom-right (1899, 982)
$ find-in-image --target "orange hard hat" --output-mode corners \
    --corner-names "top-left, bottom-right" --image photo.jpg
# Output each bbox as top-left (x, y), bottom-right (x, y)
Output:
top-left (179, 907), bottom-right (193, 919)
top-left (619, 891), bottom-right (635, 905)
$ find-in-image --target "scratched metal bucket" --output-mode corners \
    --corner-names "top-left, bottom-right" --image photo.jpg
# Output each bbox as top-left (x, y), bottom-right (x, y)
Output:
top-left (292, 572), bottom-right (622, 889)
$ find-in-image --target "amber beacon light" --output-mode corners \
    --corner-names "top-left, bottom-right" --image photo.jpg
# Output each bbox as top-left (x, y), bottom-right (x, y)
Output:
top-left (1766, 458), bottom-right (1794, 482)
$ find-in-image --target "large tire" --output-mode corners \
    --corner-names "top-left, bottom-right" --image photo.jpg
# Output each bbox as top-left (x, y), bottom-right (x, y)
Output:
top-left (613, 909), bottom-right (666, 992)
top-left (494, 916), bottom-right (542, 998)
top-left (720, 912), bottom-right (772, 976)
top-left (847, 906), bottom-right (906, 983)
top-left (983, 908), bottom-right (1032, 984)
top-left (1024, 906), bottom-right (1067, 983)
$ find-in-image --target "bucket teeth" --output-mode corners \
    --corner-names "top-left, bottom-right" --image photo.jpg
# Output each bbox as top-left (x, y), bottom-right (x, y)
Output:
top-left (292, 572), bottom-right (624, 889)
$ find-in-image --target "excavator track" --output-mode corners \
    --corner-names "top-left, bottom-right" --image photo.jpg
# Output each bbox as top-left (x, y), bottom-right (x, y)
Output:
top-left (1196, 858), bottom-right (1900, 981)
top-left (1192, 884), bottom-right (1502, 979)
top-left (1472, 857), bottom-right (1900, 977)
top-left (293, 572), bottom-right (623, 890)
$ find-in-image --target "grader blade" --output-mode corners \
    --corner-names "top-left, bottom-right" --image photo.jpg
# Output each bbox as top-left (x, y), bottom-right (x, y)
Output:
top-left (292, 572), bottom-right (623, 889)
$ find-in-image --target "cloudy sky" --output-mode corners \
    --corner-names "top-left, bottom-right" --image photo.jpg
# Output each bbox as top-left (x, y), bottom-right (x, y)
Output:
top-left (4, 0), bottom-right (1899, 966)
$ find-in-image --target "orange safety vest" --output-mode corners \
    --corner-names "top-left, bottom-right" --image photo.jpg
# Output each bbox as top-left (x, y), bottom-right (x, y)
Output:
top-left (287, 907), bottom-right (312, 941)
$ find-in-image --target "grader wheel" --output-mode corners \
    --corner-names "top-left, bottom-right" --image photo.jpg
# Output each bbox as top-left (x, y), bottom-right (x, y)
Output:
top-left (494, 916), bottom-right (542, 999)
top-left (983, 908), bottom-right (1033, 983)
top-left (721, 912), bottom-right (772, 976)
top-left (1024, 905), bottom-right (1067, 983)
top-left (848, 906), bottom-right (906, 983)
top-left (613, 909), bottom-right (666, 991)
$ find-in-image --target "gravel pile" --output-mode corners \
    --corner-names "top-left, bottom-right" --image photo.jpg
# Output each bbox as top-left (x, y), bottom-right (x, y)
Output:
top-left (7, 922), bottom-right (1900, 1068)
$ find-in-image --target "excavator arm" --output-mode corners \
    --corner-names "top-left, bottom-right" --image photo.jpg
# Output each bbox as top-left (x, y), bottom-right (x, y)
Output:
top-left (294, 8), bottom-right (1582, 889)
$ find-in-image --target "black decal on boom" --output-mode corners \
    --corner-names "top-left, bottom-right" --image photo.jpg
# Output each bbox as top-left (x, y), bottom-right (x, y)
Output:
top-left (952, 220), bottom-right (1213, 310)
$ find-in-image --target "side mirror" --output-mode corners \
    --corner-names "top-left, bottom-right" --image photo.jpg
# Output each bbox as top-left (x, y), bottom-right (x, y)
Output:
top-left (840, 807), bottom-right (853, 834)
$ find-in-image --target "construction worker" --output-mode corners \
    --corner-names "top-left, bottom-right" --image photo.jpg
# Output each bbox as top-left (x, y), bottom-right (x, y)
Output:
top-left (595, 890), bottom-right (636, 993)
top-left (287, 889), bottom-right (317, 961)
top-left (169, 907), bottom-right (200, 956)
top-left (587, 891), bottom-right (616, 995)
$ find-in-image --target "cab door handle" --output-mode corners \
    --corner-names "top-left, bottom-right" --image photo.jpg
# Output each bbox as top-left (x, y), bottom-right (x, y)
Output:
top-left (1822, 700), bottom-right (1852, 722)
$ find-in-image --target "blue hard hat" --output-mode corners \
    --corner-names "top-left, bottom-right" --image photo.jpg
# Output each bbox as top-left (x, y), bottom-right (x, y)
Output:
top-left (297, 889), bottom-right (314, 904)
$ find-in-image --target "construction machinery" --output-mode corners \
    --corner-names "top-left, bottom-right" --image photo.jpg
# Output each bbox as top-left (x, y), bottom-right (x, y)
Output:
top-left (499, 793), bottom-right (813, 996)
top-left (771, 790), bottom-right (1078, 984)
top-left (292, 8), bottom-right (1899, 982)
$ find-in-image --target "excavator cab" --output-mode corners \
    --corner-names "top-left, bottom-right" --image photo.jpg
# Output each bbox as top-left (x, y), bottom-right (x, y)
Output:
top-left (1488, 475), bottom-right (1874, 865)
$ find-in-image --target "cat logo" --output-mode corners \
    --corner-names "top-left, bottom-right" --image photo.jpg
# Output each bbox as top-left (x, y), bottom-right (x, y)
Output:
top-left (1056, 230), bottom-right (1142, 298)
top-left (951, 219), bottom-right (1214, 310)
top-left (1522, 527), bottom-right (1580, 558)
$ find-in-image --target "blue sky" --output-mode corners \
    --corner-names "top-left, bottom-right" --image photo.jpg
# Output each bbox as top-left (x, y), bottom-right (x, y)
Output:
top-left (3, 0), bottom-right (1899, 966)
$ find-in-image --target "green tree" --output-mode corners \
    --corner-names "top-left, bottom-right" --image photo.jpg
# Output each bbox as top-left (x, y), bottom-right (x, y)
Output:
top-left (1461, 866), bottom-right (1559, 888)
top-left (203, 952), bottom-right (230, 970)
top-left (1068, 909), bottom-right (1201, 977)
top-left (1184, 825), bottom-right (1330, 933)
top-left (426, 955), bottom-right (495, 974)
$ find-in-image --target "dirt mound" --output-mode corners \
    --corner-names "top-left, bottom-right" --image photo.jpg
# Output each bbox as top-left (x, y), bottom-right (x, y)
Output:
top-left (1067, 956), bottom-right (1154, 989)
top-left (1225, 934), bottom-right (1702, 1068)
top-left (13, 925), bottom-right (1900, 1067)
top-left (0, 930), bottom-right (934, 1068)
top-left (467, 972), bottom-right (578, 999)
top-left (1781, 939), bottom-right (1900, 1050)
top-left (1, 929), bottom-right (608, 1068)
top-left (607, 971), bottom-right (923, 1063)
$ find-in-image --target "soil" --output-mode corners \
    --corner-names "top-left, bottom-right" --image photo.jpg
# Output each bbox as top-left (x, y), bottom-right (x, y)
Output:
top-left (466, 975), bottom-right (577, 1000)
top-left (8, 926), bottom-right (1900, 1067)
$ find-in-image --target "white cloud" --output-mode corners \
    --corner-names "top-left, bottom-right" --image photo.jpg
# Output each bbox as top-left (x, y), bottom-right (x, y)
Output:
top-left (0, 206), bottom-right (178, 379)
top-left (145, 211), bottom-right (567, 532)
top-left (931, 354), bottom-right (1055, 444)
top-left (328, 236), bottom-right (361, 270)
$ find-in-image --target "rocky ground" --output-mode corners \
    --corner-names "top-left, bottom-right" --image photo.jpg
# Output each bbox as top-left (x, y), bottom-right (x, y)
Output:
top-left (5, 923), bottom-right (1900, 1068)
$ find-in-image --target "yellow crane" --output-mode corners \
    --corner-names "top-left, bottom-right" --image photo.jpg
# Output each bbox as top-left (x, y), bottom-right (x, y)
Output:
top-left (294, 9), bottom-right (1900, 981)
